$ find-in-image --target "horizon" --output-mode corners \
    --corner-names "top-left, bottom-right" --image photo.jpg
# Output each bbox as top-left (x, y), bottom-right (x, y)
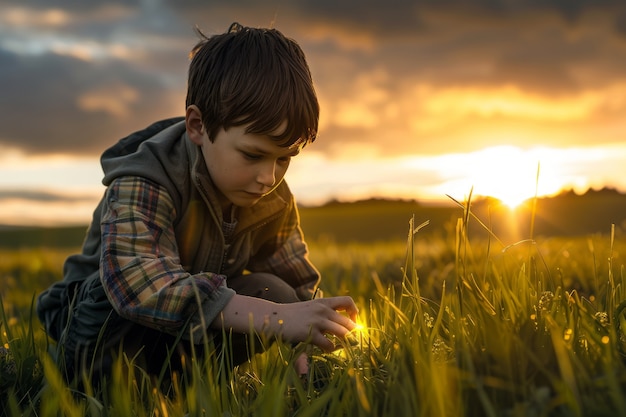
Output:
top-left (1, 185), bottom-right (622, 228)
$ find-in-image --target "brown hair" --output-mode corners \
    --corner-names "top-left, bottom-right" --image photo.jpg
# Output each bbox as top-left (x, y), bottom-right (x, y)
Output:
top-left (186, 22), bottom-right (319, 147)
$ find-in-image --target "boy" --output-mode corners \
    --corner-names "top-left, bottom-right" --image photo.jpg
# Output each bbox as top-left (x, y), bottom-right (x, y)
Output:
top-left (37, 22), bottom-right (358, 383)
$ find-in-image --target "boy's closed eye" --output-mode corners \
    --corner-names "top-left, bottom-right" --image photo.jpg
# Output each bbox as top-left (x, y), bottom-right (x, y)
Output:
top-left (241, 151), bottom-right (262, 160)
top-left (240, 149), bottom-right (298, 163)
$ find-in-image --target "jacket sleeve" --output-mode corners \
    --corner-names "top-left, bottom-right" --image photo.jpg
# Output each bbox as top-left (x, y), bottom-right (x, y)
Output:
top-left (99, 176), bottom-right (235, 343)
top-left (247, 201), bottom-right (321, 300)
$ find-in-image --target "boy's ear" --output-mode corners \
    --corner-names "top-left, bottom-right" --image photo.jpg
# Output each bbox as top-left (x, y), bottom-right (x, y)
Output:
top-left (186, 105), bottom-right (205, 146)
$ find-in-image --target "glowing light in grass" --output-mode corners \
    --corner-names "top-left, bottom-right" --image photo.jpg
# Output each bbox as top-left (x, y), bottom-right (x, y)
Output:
top-left (350, 321), bottom-right (369, 354)
top-left (564, 328), bottom-right (573, 341)
top-left (352, 322), bottom-right (366, 335)
top-left (351, 321), bottom-right (368, 343)
top-left (335, 320), bottom-right (369, 354)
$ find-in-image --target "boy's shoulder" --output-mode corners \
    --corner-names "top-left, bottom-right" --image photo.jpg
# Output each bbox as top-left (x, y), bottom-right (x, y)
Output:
top-left (102, 117), bottom-right (185, 159)
top-left (100, 118), bottom-right (190, 204)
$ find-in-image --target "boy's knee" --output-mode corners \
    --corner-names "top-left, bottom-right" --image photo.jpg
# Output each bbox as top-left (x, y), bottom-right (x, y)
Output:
top-left (228, 273), bottom-right (299, 304)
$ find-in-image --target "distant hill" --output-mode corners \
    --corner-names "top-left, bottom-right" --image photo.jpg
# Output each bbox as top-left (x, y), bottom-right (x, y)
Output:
top-left (299, 188), bottom-right (626, 243)
top-left (0, 225), bottom-right (88, 249)
top-left (467, 187), bottom-right (626, 240)
top-left (1, 188), bottom-right (625, 248)
top-left (298, 198), bottom-right (458, 243)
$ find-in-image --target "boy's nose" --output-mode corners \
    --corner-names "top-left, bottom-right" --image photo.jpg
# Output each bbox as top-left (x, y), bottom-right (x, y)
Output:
top-left (257, 162), bottom-right (276, 187)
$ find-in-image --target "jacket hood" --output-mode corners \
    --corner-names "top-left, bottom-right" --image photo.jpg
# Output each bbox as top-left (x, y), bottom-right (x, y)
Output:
top-left (100, 117), bottom-right (191, 215)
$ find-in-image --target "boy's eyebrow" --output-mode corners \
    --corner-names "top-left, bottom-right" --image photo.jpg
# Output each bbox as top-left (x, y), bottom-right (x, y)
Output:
top-left (242, 144), bottom-right (301, 157)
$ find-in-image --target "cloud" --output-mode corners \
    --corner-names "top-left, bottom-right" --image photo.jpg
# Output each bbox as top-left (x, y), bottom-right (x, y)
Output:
top-left (0, 1), bottom-right (193, 154)
top-left (2, 0), bottom-right (626, 160)
top-left (77, 83), bottom-right (140, 117)
top-left (0, 47), bottom-right (185, 154)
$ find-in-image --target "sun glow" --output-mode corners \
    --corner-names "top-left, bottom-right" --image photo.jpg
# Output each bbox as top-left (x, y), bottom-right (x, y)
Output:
top-left (288, 143), bottom-right (624, 209)
top-left (434, 145), bottom-right (575, 209)
top-left (474, 146), bottom-right (544, 209)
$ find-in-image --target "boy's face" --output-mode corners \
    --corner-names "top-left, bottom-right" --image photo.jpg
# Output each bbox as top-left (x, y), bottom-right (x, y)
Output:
top-left (193, 123), bottom-right (301, 209)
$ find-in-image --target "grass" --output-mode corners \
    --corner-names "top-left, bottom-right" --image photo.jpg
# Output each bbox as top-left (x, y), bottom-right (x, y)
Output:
top-left (2, 201), bottom-right (626, 416)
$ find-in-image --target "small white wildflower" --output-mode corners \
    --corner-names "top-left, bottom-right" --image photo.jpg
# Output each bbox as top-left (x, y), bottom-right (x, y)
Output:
top-left (594, 311), bottom-right (609, 327)
top-left (423, 312), bottom-right (434, 329)
top-left (538, 291), bottom-right (554, 311)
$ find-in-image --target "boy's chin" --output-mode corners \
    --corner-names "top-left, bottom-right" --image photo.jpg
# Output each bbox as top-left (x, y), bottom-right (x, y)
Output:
top-left (230, 194), bottom-right (265, 208)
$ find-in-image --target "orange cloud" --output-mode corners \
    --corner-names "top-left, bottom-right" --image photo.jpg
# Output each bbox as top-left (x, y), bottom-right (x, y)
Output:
top-left (77, 84), bottom-right (139, 117)
top-left (418, 84), bottom-right (610, 121)
top-left (2, 6), bottom-right (70, 27)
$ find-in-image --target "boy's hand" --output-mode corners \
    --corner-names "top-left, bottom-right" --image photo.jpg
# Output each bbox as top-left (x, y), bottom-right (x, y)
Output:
top-left (212, 294), bottom-right (358, 352)
top-left (270, 296), bottom-right (358, 352)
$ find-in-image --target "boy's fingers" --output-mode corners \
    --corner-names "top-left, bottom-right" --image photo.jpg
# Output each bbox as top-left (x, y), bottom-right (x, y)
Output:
top-left (320, 296), bottom-right (359, 316)
top-left (318, 320), bottom-right (348, 339)
top-left (311, 332), bottom-right (335, 352)
top-left (294, 353), bottom-right (309, 375)
top-left (328, 296), bottom-right (359, 324)
top-left (333, 311), bottom-right (356, 332)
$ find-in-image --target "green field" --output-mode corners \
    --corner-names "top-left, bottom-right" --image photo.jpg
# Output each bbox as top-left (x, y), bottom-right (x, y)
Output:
top-left (3, 199), bottom-right (626, 416)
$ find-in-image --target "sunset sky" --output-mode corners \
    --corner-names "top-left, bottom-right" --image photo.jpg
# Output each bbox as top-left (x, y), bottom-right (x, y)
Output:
top-left (2, 0), bottom-right (626, 225)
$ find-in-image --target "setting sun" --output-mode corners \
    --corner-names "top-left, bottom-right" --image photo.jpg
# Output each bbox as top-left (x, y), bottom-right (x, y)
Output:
top-left (472, 145), bottom-right (544, 209)
top-left (434, 145), bottom-right (582, 209)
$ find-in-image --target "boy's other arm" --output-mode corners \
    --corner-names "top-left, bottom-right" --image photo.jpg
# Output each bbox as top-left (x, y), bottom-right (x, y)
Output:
top-left (211, 293), bottom-right (358, 352)
top-left (100, 177), bottom-right (235, 340)
top-left (248, 206), bottom-right (320, 300)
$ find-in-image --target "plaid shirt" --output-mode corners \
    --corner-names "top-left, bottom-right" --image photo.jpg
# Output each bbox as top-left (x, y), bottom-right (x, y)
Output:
top-left (100, 175), bottom-right (319, 342)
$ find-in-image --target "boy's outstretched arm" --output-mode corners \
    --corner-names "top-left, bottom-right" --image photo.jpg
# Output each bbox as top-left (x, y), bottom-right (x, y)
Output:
top-left (211, 294), bottom-right (358, 352)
